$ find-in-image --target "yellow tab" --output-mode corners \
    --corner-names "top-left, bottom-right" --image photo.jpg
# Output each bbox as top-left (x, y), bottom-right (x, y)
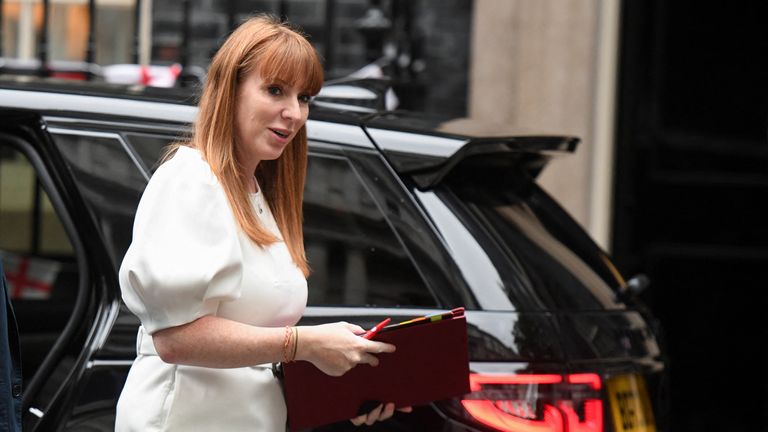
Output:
top-left (607, 374), bottom-right (657, 432)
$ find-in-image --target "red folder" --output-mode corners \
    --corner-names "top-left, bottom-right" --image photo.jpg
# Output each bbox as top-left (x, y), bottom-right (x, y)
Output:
top-left (282, 310), bottom-right (470, 431)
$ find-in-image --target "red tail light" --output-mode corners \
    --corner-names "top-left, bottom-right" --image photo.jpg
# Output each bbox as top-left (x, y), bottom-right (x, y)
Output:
top-left (459, 373), bottom-right (603, 432)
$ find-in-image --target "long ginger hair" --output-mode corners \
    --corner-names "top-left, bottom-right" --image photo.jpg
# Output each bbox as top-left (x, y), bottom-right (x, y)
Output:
top-left (179, 15), bottom-right (322, 276)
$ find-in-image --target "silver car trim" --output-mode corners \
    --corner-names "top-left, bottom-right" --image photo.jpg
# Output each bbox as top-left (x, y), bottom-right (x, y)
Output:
top-left (365, 128), bottom-right (466, 158)
top-left (47, 127), bottom-right (151, 181)
top-left (306, 121), bottom-right (374, 148)
top-left (0, 89), bottom-right (197, 123)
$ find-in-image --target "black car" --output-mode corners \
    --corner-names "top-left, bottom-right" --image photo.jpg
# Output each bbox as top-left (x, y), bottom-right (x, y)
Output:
top-left (0, 76), bottom-right (667, 432)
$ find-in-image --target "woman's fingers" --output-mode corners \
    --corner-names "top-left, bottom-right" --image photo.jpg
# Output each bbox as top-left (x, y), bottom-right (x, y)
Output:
top-left (355, 341), bottom-right (395, 367)
top-left (349, 403), bottom-right (408, 426)
top-left (364, 403), bottom-right (384, 426)
top-left (366, 341), bottom-right (396, 354)
top-left (360, 352), bottom-right (379, 367)
top-left (379, 403), bottom-right (395, 421)
top-left (343, 322), bottom-right (366, 334)
top-left (350, 414), bottom-right (366, 426)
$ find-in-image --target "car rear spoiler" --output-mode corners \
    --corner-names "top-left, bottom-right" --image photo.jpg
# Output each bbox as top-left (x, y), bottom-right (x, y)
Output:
top-left (386, 135), bottom-right (579, 190)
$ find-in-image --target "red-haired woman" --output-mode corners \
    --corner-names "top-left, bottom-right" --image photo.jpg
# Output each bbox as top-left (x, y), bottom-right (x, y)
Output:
top-left (116, 15), bottom-right (408, 431)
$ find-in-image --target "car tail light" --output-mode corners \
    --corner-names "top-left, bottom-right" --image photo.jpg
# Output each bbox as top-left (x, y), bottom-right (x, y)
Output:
top-left (458, 373), bottom-right (603, 432)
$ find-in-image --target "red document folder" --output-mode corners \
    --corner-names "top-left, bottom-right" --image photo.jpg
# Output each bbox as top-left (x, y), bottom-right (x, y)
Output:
top-left (282, 310), bottom-right (471, 431)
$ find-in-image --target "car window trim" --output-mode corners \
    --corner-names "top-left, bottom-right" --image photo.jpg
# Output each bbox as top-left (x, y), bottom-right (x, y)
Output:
top-left (44, 115), bottom-right (190, 135)
top-left (306, 121), bottom-right (375, 149)
top-left (306, 143), bottom-right (440, 307)
top-left (47, 127), bottom-right (151, 181)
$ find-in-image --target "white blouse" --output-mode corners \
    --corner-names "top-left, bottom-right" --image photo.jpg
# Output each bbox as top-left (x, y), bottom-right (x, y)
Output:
top-left (115, 146), bottom-right (307, 431)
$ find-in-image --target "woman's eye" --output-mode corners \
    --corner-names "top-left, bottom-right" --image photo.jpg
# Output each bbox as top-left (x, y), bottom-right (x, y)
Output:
top-left (298, 95), bottom-right (311, 104)
top-left (267, 86), bottom-right (282, 96)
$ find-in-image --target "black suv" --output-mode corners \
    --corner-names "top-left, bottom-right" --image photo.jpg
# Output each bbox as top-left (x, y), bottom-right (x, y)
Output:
top-left (0, 77), bottom-right (667, 432)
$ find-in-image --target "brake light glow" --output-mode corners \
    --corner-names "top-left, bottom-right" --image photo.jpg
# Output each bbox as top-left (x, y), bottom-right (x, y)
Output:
top-left (460, 373), bottom-right (603, 432)
top-left (469, 374), bottom-right (563, 391)
top-left (568, 373), bottom-right (602, 390)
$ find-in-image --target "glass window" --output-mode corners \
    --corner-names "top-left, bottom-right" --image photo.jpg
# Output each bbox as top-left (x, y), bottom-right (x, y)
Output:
top-left (0, 141), bottom-right (79, 383)
top-left (123, 132), bottom-right (178, 174)
top-left (51, 131), bottom-right (147, 267)
top-left (304, 153), bottom-right (434, 307)
top-left (438, 167), bottom-right (623, 312)
top-left (0, 145), bottom-right (35, 253)
top-left (0, 143), bottom-right (76, 305)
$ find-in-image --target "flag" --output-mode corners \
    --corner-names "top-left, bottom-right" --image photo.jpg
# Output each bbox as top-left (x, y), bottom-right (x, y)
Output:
top-left (0, 252), bottom-right (60, 300)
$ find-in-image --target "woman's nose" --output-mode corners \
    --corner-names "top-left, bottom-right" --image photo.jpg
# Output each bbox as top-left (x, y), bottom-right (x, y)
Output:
top-left (282, 99), bottom-right (302, 120)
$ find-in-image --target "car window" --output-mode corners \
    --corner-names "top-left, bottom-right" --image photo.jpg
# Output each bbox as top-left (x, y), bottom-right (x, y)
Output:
top-left (304, 153), bottom-right (435, 307)
top-left (0, 143), bottom-right (79, 382)
top-left (50, 131), bottom-right (147, 267)
top-left (123, 132), bottom-right (179, 174)
top-left (437, 174), bottom-right (624, 312)
top-left (50, 128), bottom-right (436, 308)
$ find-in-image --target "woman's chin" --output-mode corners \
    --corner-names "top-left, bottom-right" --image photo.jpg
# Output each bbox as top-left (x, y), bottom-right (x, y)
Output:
top-left (262, 147), bottom-right (287, 161)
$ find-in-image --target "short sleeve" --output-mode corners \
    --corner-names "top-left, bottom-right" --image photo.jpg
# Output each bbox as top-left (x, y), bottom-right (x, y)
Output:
top-left (119, 147), bottom-right (243, 334)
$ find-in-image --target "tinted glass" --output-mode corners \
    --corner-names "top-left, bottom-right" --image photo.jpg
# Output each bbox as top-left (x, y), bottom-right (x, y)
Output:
top-left (123, 132), bottom-right (178, 174)
top-left (51, 131), bottom-right (147, 267)
top-left (0, 145), bottom-right (35, 253)
top-left (437, 172), bottom-right (623, 312)
top-left (304, 153), bottom-right (435, 307)
top-left (51, 129), bottom-right (437, 307)
top-left (0, 142), bottom-right (79, 381)
top-left (0, 144), bottom-right (75, 296)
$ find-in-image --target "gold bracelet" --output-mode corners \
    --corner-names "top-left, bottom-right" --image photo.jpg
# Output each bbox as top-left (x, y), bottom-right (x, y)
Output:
top-left (283, 326), bottom-right (292, 363)
top-left (290, 327), bottom-right (299, 362)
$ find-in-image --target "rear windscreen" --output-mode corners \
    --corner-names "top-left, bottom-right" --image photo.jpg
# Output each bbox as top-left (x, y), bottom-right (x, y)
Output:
top-left (434, 170), bottom-right (625, 312)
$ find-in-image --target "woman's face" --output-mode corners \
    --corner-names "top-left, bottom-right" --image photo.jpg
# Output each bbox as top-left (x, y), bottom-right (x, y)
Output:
top-left (234, 69), bottom-right (311, 169)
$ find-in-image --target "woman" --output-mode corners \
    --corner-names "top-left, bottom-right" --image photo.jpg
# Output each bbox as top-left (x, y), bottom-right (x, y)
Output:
top-left (116, 15), bottom-right (406, 431)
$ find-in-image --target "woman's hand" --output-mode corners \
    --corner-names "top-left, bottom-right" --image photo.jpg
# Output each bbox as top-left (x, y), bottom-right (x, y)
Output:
top-left (350, 403), bottom-right (413, 426)
top-left (296, 322), bottom-right (395, 376)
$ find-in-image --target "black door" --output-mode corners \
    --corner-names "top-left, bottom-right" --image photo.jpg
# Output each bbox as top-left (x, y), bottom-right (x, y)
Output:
top-left (613, 3), bottom-right (768, 431)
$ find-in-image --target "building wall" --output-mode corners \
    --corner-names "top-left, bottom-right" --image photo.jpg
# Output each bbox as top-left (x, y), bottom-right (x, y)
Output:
top-left (462, 0), bottom-right (616, 248)
top-left (0, 0), bottom-right (135, 64)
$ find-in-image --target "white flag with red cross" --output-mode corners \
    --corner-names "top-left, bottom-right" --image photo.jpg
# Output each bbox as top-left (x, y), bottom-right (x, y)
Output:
top-left (1, 251), bottom-right (60, 300)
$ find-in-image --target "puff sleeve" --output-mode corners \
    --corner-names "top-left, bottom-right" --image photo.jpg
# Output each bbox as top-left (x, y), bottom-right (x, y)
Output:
top-left (119, 147), bottom-right (243, 334)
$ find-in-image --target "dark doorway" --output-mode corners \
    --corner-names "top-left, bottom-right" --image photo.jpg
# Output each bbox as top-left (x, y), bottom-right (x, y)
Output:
top-left (613, 2), bottom-right (768, 431)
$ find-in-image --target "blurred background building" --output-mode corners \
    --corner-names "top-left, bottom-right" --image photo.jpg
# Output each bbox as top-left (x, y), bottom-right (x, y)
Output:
top-left (2, 0), bottom-right (767, 430)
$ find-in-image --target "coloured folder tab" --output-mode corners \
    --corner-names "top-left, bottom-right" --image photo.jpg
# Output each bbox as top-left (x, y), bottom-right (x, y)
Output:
top-left (282, 308), bottom-right (470, 431)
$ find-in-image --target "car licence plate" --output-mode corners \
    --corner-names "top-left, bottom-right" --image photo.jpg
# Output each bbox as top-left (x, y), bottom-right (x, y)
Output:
top-left (606, 374), bottom-right (656, 432)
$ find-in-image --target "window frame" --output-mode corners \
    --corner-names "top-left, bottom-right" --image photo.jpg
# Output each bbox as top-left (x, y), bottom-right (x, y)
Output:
top-left (47, 128), bottom-right (151, 182)
top-left (304, 141), bottom-right (438, 308)
top-left (0, 128), bottom-right (91, 420)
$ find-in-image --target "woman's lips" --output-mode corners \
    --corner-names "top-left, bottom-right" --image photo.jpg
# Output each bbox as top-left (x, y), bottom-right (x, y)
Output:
top-left (269, 128), bottom-right (290, 139)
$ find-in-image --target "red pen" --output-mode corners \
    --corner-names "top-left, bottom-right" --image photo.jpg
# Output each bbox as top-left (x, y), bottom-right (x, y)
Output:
top-left (362, 318), bottom-right (391, 340)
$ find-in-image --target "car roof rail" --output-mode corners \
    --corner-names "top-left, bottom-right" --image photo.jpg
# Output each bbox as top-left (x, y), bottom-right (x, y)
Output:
top-left (394, 135), bottom-right (579, 190)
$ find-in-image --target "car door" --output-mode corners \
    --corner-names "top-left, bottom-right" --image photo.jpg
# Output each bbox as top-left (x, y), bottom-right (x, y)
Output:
top-left (0, 109), bottom-right (111, 431)
top-left (37, 119), bottom-right (181, 432)
top-left (298, 139), bottom-right (488, 431)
